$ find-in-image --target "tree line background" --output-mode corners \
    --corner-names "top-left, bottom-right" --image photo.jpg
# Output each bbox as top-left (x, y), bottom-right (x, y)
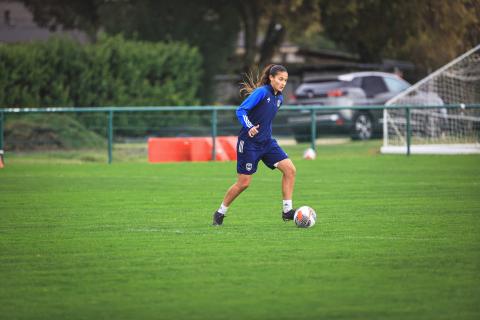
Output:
top-left (20, 0), bottom-right (480, 104)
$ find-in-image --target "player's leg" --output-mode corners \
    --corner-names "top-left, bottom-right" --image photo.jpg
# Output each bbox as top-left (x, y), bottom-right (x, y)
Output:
top-left (276, 158), bottom-right (297, 221)
top-left (276, 158), bottom-right (296, 200)
top-left (223, 174), bottom-right (252, 206)
top-left (261, 139), bottom-right (296, 221)
top-left (213, 138), bottom-right (260, 226)
top-left (212, 174), bottom-right (253, 226)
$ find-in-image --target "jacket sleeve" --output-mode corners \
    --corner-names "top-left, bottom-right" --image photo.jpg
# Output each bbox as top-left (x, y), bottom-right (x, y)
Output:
top-left (236, 88), bottom-right (265, 129)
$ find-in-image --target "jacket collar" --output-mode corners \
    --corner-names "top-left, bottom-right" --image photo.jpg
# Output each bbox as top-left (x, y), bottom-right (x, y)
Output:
top-left (266, 84), bottom-right (280, 96)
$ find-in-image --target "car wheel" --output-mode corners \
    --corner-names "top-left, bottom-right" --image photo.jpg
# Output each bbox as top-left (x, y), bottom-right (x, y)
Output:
top-left (351, 112), bottom-right (373, 140)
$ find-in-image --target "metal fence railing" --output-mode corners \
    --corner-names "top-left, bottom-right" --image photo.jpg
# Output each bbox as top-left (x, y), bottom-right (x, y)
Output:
top-left (1, 104), bottom-right (479, 163)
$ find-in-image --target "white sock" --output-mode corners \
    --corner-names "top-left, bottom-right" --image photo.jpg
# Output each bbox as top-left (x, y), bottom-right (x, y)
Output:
top-left (218, 203), bottom-right (229, 215)
top-left (283, 200), bottom-right (292, 213)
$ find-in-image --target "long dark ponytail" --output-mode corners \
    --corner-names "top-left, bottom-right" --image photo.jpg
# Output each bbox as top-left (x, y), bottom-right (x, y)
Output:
top-left (240, 64), bottom-right (287, 97)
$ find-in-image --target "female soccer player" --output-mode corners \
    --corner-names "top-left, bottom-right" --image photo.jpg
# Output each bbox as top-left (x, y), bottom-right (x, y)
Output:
top-left (212, 64), bottom-right (296, 225)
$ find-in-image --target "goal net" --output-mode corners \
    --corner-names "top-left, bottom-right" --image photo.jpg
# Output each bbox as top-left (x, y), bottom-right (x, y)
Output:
top-left (381, 44), bottom-right (480, 154)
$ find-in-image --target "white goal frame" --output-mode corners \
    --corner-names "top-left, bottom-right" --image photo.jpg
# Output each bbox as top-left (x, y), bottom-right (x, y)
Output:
top-left (382, 44), bottom-right (480, 155)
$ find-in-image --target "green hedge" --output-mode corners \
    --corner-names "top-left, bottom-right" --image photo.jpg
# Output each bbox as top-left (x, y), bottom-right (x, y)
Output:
top-left (0, 35), bottom-right (203, 138)
top-left (0, 35), bottom-right (202, 108)
top-left (4, 114), bottom-right (106, 151)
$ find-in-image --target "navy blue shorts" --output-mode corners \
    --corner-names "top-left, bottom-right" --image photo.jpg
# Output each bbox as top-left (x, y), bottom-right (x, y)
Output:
top-left (236, 138), bottom-right (288, 175)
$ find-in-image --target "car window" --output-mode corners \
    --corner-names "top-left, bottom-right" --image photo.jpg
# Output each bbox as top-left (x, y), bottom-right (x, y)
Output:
top-left (360, 76), bottom-right (388, 97)
top-left (296, 81), bottom-right (344, 95)
top-left (351, 77), bottom-right (362, 87)
top-left (384, 77), bottom-right (410, 93)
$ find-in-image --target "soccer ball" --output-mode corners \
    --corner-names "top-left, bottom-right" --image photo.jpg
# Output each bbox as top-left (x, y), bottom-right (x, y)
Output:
top-left (294, 206), bottom-right (317, 228)
top-left (303, 148), bottom-right (316, 160)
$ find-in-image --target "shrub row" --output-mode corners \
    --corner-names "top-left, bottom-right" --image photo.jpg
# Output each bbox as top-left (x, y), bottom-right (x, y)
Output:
top-left (1, 35), bottom-right (205, 143)
top-left (0, 35), bottom-right (203, 108)
top-left (4, 114), bottom-right (106, 151)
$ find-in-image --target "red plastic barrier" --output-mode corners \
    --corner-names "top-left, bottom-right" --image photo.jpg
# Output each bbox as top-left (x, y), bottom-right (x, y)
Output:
top-left (189, 137), bottom-right (213, 161)
top-left (148, 136), bottom-right (238, 163)
top-left (218, 136), bottom-right (237, 160)
top-left (148, 137), bottom-right (191, 162)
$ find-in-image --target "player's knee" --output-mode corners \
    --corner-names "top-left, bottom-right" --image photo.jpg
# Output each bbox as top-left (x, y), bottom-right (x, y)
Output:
top-left (237, 179), bottom-right (250, 190)
top-left (285, 164), bottom-right (296, 178)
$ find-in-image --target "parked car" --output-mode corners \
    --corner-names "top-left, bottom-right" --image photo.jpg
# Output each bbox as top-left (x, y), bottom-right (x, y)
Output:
top-left (287, 71), bottom-right (442, 141)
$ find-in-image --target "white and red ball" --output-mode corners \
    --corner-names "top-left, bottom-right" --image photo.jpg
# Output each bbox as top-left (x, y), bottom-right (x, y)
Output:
top-left (294, 206), bottom-right (317, 228)
top-left (303, 148), bottom-right (316, 160)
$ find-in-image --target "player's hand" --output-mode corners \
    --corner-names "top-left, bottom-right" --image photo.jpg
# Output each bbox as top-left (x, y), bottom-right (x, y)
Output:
top-left (248, 125), bottom-right (260, 138)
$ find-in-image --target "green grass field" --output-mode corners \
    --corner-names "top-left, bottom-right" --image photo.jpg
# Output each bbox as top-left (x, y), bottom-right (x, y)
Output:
top-left (1, 140), bottom-right (479, 319)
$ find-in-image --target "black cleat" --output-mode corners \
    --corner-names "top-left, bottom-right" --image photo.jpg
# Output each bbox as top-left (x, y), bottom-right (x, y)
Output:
top-left (282, 209), bottom-right (296, 222)
top-left (212, 211), bottom-right (226, 226)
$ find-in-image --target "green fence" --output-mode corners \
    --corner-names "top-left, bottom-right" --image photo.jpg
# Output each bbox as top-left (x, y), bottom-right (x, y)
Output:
top-left (1, 104), bottom-right (479, 163)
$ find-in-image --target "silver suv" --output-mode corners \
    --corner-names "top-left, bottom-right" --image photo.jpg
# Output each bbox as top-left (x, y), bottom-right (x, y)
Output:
top-left (288, 71), bottom-right (412, 140)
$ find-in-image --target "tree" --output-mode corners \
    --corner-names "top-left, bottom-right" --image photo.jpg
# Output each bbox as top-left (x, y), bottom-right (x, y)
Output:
top-left (234, 0), bottom-right (322, 71)
top-left (20, 0), bottom-right (325, 102)
top-left (22, 0), bottom-right (104, 41)
top-left (22, 0), bottom-right (241, 103)
top-left (391, 0), bottom-right (480, 72)
top-left (320, 0), bottom-right (480, 74)
top-left (99, 0), bottom-right (240, 103)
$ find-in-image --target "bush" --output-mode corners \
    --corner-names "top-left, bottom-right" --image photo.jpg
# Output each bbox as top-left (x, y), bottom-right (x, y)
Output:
top-left (4, 114), bottom-right (107, 151)
top-left (0, 35), bottom-right (202, 108)
top-left (0, 35), bottom-right (203, 138)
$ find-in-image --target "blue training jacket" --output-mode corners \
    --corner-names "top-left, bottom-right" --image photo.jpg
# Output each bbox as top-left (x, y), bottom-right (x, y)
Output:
top-left (236, 84), bottom-right (283, 143)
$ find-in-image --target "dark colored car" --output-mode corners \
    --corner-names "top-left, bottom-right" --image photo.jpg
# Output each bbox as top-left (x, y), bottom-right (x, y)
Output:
top-left (288, 71), bottom-right (416, 140)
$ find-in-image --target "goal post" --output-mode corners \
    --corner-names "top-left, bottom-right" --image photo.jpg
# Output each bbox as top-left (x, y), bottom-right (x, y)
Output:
top-left (382, 44), bottom-right (480, 154)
